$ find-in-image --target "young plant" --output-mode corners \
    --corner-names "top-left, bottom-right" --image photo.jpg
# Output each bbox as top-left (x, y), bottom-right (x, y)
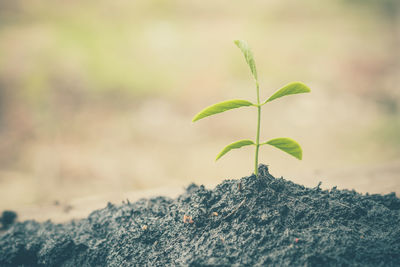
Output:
top-left (192, 40), bottom-right (311, 176)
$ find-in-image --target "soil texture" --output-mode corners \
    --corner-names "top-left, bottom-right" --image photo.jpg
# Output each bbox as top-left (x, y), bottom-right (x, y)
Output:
top-left (1, 165), bottom-right (399, 266)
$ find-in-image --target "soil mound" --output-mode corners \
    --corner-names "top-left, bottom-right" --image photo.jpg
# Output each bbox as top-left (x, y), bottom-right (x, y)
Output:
top-left (1, 165), bottom-right (400, 266)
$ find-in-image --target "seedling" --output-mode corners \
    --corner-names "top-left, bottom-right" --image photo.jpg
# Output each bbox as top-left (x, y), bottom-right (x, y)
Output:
top-left (192, 40), bottom-right (311, 176)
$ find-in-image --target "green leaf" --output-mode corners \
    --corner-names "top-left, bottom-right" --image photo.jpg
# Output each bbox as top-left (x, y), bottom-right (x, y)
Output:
top-left (234, 40), bottom-right (258, 81)
top-left (192, 99), bottom-right (254, 122)
top-left (262, 138), bottom-right (303, 160)
top-left (265, 82), bottom-right (311, 103)
top-left (216, 139), bottom-right (255, 161)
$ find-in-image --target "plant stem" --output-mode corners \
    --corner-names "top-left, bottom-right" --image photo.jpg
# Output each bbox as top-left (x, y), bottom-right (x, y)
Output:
top-left (255, 81), bottom-right (261, 176)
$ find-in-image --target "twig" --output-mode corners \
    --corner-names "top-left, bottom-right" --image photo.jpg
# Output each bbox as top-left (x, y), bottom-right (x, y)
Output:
top-left (224, 198), bottom-right (246, 219)
top-left (335, 201), bottom-right (351, 209)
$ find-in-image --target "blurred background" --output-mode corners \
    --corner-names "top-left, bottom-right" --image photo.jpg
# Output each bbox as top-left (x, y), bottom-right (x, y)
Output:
top-left (0, 0), bottom-right (399, 220)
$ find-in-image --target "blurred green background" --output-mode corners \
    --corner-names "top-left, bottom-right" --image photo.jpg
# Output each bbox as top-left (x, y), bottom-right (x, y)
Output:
top-left (1, 0), bottom-right (399, 212)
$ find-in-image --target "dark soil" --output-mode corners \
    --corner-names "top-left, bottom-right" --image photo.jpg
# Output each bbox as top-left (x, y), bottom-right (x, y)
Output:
top-left (1, 165), bottom-right (400, 266)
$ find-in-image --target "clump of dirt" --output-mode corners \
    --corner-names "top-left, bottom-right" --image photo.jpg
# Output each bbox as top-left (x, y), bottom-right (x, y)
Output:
top-left (1, 165), bottom-right (400, 266)
top-left (0, 210), bottom-right (17, 230)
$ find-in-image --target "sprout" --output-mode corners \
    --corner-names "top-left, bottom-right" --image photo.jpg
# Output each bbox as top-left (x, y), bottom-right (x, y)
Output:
top-left (192, 40), bottom-right (311, 176)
